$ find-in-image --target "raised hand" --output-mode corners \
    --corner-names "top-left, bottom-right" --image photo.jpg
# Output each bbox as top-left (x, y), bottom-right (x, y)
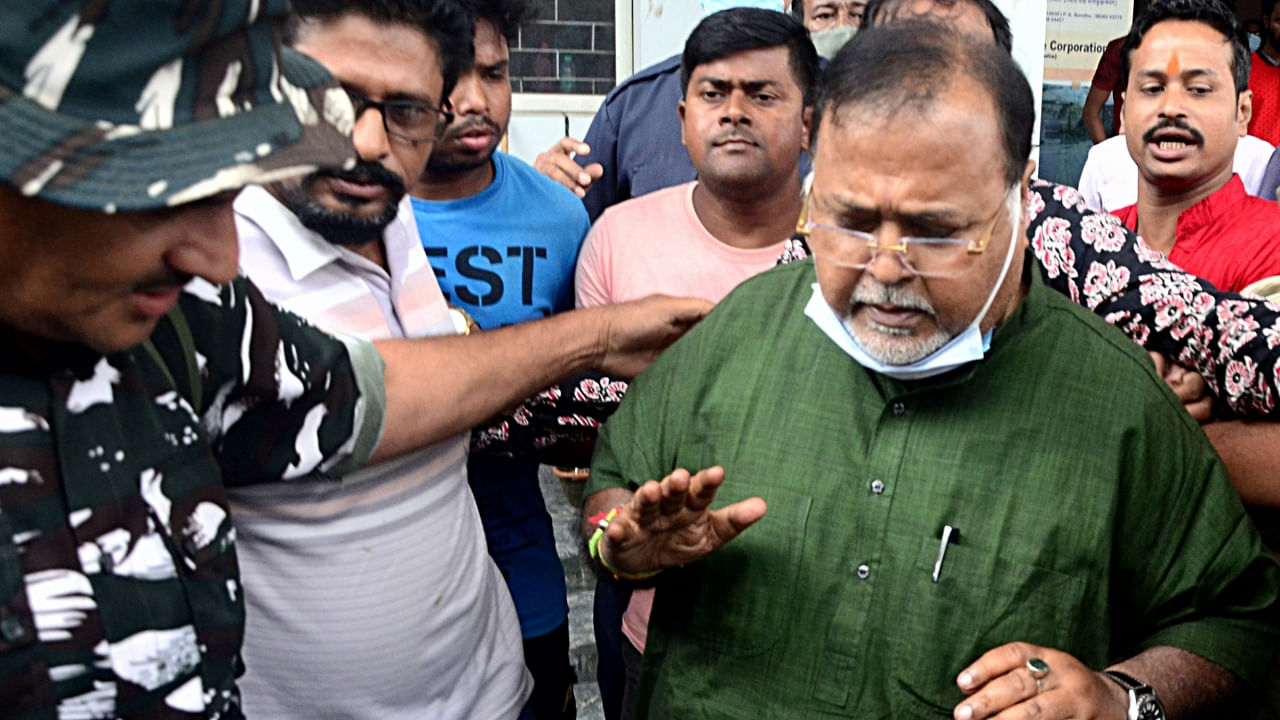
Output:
top-left (534, 136), bottom-right (604, 198)
top-left (599, 466), bottom-right (768, 574)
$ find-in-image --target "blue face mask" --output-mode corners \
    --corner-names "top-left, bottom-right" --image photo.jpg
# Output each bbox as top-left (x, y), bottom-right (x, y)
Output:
top-left (805, 187), bottom-right (1021, 381)
top-left (1250, 33), bottom-right (1263, 52)
top-left (700, 0), bottom-right (784, 15)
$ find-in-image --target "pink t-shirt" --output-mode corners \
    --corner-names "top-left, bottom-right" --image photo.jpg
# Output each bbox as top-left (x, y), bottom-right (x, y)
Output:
top-left (576, 182), bottom-right (790, 308)
top-left (575, 181), bottom-right (790, 652)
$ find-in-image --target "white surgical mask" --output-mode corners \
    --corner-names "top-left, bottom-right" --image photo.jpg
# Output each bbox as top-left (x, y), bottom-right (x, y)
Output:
top-left (701, 0), bottom-right (785, 15)
top-left (1250, 32), bottom-right (1263, 53)
top-left (811, 25), bottom-right (858, 58)
top-left (805, 186), bottom-right (1022, 381)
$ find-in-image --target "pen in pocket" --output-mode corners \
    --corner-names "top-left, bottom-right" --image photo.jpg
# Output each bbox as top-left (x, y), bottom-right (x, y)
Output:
top-left (932, 524), bottom-right (960, 583)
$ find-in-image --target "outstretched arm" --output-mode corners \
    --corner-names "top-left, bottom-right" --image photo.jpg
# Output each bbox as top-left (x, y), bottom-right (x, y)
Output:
top-left (1082, 86), bottom-right (1112, 144)
top-left (1026, 180), bottom-right (1280, 418)
top-left (581, 466), bottom-right (768, 575)
top-left (370, 295), bottom-right (710, 463)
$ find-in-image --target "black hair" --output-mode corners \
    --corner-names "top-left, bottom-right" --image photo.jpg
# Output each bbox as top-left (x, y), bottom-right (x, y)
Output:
top-left (286, 0), bottom-right (475, 99)
top-left (681, 8), bottom-right (821, 106)
top-left (458, 0), bottom-right (535, 44)
top-left (1121, 0), bottom-right (1250, 95)
top-left (1264, 0), bottom-right (1278, 21)
top-left (863, 0), bottom-right (1012, 51)
top-left (792, 0), bottom-right (805, 18)
top-left (815, 20), bottom-right (1032, 186)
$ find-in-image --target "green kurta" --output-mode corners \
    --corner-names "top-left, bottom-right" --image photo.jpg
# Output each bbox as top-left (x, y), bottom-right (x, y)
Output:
top-left (586, 258), bottom-right (1280, 719)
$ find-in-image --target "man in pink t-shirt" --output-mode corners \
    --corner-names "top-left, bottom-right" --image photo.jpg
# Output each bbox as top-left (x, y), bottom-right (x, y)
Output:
top-left (574, 8), bottom-right (819, 718)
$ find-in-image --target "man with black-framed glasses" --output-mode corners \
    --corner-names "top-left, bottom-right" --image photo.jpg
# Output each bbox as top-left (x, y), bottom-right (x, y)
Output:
top-left (230, 1), bottom-right (534, 717)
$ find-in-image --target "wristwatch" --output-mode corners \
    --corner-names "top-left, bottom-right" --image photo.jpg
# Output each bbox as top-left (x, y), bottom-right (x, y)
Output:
top-left (448, 307), bottom-right (475, 336)
top-left (1103, 670), bottom-right (1166, 720)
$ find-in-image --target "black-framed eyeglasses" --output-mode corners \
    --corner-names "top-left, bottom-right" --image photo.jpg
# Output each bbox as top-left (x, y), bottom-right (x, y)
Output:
top-left (346, 90), bottom-right (454, 142)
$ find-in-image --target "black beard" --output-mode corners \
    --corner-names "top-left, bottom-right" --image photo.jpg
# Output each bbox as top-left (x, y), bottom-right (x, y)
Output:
top-left (426, 147), bottom-right (492, 175)
top-left (277, 161), bottom-right (406, 247)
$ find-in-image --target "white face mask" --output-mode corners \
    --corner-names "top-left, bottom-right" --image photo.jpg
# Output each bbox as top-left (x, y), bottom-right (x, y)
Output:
top-left (700, 0), bottom-right (786, 15)
top-left (805, 186), bottom-right (1023, 381)
top-left (1250, 32), bottom-right (1263, 53)
top-left (811, 25), bottom-right (858, 58)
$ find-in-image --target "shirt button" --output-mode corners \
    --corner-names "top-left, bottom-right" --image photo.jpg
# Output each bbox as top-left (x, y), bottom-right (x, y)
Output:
top-left (891, 402), bottom-right (906, 417)
top-left (856, 564), bottom-right (871, 580)
top-left (870, 479), bottom-right (885, 495)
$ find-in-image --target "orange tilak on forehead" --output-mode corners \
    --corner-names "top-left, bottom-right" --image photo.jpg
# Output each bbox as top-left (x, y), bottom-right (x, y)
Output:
top-left (1165, 50), bottom-right (1181, 77)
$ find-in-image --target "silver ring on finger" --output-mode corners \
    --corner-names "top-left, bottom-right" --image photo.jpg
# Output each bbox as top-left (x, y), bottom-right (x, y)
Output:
top-left (1026, 657), bottom-right (1050, 693)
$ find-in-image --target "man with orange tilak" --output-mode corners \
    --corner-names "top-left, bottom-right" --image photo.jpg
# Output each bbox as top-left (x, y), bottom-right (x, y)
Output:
top-left (1113, 0), bottom-right (1280, 293)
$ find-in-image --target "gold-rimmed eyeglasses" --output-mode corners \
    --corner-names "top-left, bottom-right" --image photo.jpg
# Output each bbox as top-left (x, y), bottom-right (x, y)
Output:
top-left (796, 192), bottom-right (1004, 278)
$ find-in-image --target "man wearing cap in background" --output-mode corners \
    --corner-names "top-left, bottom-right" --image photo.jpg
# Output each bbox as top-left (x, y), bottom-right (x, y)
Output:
top-left (0, 1), bottom-right (708, 716)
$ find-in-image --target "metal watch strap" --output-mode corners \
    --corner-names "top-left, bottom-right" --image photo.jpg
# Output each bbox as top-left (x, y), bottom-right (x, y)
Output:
top-left (1103, 670), bottom-right (1166, 720)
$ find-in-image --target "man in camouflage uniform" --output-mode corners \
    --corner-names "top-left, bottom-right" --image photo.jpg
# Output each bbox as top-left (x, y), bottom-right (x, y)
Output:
top-left (0, 2), bottom-right (708, 717)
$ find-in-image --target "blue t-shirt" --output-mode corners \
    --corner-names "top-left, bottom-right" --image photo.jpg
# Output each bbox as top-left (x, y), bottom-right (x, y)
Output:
top-left (411, 151), bottom-right (589, 638)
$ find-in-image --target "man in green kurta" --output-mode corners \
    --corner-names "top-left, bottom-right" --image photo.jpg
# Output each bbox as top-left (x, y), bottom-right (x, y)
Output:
top-left (582, 23), bottom-right (1280, 720)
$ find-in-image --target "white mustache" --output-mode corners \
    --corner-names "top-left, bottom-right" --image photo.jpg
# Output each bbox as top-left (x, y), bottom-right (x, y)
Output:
top-left (850, 278), bottom-right (940, 322)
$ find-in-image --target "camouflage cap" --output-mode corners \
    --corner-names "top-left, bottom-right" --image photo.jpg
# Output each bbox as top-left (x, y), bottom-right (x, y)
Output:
top-left (0, 0), bottom-right (357, 212)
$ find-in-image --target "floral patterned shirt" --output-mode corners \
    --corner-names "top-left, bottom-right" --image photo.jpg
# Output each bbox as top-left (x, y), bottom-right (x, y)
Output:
top-left (780, 179), bottom-right (1280, 417)
top-left (0, 276), bottom-right (384, 719)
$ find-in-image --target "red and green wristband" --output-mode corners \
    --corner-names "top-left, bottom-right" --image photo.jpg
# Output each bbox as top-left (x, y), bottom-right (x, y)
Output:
top-left (587, 506), bottom-right (661, 581)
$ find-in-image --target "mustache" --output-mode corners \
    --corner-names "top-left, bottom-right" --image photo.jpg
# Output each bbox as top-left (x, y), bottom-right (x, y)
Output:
top-left (850, 278), bottom-right (941, 322)
top-left (709, 128), bottom-right (760, 146)
top-left (309, 160), bottom-right (406, 197)
top-left (1141, 117), bottom-right (1204, 145)
top-left (441, 115), bottom-right (502, 141)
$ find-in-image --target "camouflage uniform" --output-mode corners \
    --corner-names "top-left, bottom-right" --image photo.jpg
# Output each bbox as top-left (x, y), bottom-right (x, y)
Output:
top-left (0, 277), bottom-right (384, 719)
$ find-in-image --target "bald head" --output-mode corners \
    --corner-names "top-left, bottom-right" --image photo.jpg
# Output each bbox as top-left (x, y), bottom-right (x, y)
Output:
top-left (863, 0), bottom-right (1012, 50)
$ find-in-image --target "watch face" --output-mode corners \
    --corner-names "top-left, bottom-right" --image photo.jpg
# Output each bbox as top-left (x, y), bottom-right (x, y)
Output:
top-left (1137, 696), bottom-right (1165, 720)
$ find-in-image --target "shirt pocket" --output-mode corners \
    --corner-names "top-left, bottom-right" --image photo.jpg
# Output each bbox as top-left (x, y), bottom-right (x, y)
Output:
top-left (654, 483), bottom-right (812, 658)
top-left (889, 537), bottom-right (1084, 717)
